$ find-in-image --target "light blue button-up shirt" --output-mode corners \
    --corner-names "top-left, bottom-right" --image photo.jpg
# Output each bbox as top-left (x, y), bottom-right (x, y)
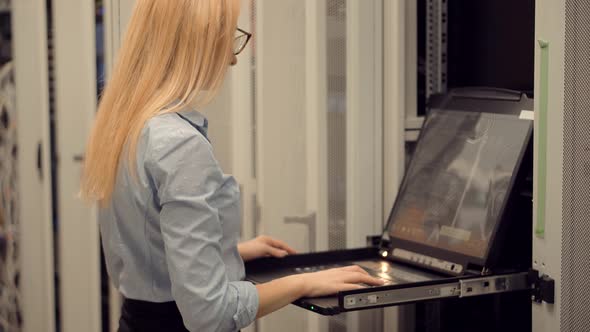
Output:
top-left (99, 107), bottom-right (259, 332)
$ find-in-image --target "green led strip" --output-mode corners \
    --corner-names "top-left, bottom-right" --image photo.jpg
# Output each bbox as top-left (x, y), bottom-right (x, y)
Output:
top-left (536, 39), bottom-right (549, 238)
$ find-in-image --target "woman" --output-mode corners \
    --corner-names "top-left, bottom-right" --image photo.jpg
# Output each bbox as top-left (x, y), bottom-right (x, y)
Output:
top-left (81, 1), bottom-right (382, 331)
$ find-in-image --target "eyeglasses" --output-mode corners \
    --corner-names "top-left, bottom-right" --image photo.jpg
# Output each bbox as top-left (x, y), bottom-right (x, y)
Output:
top-left (234, 28), bottom-right (252, 55)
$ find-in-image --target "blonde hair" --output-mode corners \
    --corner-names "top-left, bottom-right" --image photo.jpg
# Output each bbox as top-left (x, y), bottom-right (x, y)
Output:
top-left (81, 0), bottom-right (240, 204)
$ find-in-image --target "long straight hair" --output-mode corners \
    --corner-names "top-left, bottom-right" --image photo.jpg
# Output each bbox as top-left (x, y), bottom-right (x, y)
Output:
top-left (81, 0), bottom-right (240, 204)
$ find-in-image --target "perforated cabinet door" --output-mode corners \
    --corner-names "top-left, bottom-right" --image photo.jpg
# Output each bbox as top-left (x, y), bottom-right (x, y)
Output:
top-left (253, 1), bottom-right (328, 331)
top-left (12, 1), bottom-right (56, 331)
top-left (561, 3), bottom-right (590, 329)
top-left (531, 0), bottom-right (590, 331)
top-left (252, 0), bottom-right (384, 332)
top-left (535, 0), bottom-right (590, 331)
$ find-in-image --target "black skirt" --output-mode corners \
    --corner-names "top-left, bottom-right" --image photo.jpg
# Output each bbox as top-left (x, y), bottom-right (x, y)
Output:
top-left (118, 298), bottom-right (189, 332)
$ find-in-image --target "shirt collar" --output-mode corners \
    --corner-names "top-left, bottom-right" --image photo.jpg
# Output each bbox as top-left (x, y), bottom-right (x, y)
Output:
top-left (164, 99), bottom-right (209, 136)
top-left (177, 106), bottom-right (209, 139)
top-left (177, 108), bottom-right (209, 135)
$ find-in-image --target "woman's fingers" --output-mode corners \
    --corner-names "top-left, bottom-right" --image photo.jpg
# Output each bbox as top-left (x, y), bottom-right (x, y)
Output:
top-left (357, 274), bottom-right (385, 286)
top-left (301, 267), bottom-right (386, 297)
top-left (342, 271), bottom-right (384, 286)
top-left (339, 265), bottom-right (369, 274)
top-left (267, 247), bottom-right (289, 258)
top-left (334, 283), bottom-right (366, 292)
top-left (267, 237), bottom-right (297, 254)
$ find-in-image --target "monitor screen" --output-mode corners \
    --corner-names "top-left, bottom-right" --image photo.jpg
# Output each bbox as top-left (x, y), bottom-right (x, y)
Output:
top-left (388, 109), bottom-right (531, 259)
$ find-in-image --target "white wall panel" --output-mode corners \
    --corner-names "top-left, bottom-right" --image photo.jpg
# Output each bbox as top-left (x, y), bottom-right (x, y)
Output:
top-left (12, 1), bottom-right (55, 331)
top-left (52, 1), bottom-right (101, 331)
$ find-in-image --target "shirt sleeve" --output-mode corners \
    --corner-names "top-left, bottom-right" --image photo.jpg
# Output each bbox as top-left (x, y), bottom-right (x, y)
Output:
top-left (145, 124), bottom-right (259, 332)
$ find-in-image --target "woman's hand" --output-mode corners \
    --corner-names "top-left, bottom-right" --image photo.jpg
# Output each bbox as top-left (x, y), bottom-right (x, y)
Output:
top-left (297, 265), bottom-right (385, 297)
top-left (238, 235), bottom-right (297, 262)
top-left (255, 265), bottom-right (384, 318)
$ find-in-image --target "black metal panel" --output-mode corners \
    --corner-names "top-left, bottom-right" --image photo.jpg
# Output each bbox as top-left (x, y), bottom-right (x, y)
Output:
top-left (415, 292), bottom-right (531, 332)
top-left (245, 247), bottom-right (379, 274)
top-left (446, 0), bottom-right (535, 95)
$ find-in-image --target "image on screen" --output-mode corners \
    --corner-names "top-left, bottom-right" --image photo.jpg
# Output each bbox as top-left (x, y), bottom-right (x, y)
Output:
top-left (388, 109), bottom-right (531, 259)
